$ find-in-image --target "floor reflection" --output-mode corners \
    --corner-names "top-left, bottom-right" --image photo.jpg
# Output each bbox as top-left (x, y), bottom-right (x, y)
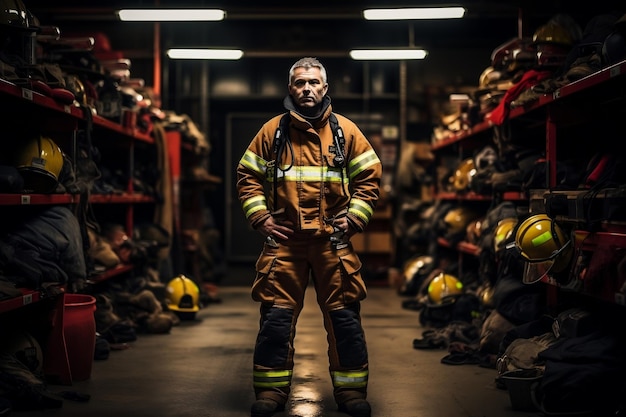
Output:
top-left (290, 384), bottom-right (324, 417)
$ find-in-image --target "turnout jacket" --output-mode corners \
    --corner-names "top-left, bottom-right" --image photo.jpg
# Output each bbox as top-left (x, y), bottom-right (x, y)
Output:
top-left (237, 103), bottom-right (382, 238)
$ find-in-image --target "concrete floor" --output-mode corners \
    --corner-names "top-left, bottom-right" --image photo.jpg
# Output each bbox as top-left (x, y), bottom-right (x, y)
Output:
top-left (13, 280), bottom-right (529, 417)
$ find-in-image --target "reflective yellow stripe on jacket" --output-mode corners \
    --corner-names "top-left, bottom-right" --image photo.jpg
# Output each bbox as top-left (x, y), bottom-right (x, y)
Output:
top-left (240, 149), bottom-right (267, 177)
top-left (349, 198), bottom-right (374, 223)
top-left (269, 165), bottom-right (348, 183)
top-left (348, 149), bottom-right (379, 179)
top-left (253, 369), bottom-right (293, 388)
top-left (240, 149), bottom-right (351, 185)
top-left (242, 195), bottom-right (267, 219)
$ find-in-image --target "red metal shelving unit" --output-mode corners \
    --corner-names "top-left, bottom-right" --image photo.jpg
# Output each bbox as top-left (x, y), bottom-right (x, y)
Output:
top-left (430, 59), bottom-right (626, 306)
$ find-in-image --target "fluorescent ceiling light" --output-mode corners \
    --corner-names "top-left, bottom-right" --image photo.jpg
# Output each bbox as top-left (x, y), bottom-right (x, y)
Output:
top-left (363, 7), bottom-right (465, 20)
top-left (117, 9), bottom-right (225, 21)
top-left (349, 49), bottom-right (428, 60)
top-left (166, 48), bottom-right (243, 60)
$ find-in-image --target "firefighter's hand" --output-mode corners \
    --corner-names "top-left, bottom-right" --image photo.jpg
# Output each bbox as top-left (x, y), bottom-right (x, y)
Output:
top-left (333, 217), bottom-right (356, 238)
top-left (259, 216), bottom-right (294, 241)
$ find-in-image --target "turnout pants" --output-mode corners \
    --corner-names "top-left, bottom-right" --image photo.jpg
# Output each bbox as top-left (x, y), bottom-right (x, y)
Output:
top-left (251, 235), bottom-right (369, 406)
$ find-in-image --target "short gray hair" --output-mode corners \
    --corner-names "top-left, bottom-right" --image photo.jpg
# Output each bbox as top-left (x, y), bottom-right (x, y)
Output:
top-left (288, 57), bottom-right (327, 84)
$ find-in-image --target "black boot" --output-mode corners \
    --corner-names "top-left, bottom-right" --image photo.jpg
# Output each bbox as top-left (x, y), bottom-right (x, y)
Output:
top-left (251, 398), bottom-right (284, 417)
top-left (338, 398), bottom-right (371, 417)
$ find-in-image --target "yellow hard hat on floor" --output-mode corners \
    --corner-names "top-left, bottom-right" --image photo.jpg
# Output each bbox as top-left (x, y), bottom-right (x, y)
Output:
top-left (166, 275), bottom-right (200, 316)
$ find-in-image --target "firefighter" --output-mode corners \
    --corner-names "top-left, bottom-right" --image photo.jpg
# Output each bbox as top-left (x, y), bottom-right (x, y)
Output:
top-left (236, 57), bottom-right (382, 417)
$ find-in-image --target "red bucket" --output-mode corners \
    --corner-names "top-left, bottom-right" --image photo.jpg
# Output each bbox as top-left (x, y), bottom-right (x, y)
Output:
top-left (63, 294), bottom-right (96, 382)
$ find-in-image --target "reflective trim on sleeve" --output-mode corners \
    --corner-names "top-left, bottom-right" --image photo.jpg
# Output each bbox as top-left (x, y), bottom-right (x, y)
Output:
top-left (253, 369), bottom-right (293, 388)
top-left (348, 149), bottom-right (380, 179)
top-left (239, 149), bottom-right (268, 177)
top-left (331, 370), bottom-right (369, 388)
top-left (243, 195), bottom-right (268, 218)
top-left (349, 198), bottom-right (374, 223)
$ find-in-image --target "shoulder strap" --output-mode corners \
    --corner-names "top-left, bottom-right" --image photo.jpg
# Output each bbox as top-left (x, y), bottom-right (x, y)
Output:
top-left (329, 112), bottom-right (339, 131)
top-left (275, 113), bottom-right (341, 144)
top-left (330, 113), bottom-right (346, 167)
top-left (274, 112), bottom-right (344, 165)
top-left (271, 113), bottom-right (291, 212)
top-left (273, 112), bottom-right (290, 155)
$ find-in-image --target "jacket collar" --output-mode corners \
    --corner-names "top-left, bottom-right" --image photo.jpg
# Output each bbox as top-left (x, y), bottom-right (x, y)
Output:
top-left (283, 95), bottom-right (332, 129)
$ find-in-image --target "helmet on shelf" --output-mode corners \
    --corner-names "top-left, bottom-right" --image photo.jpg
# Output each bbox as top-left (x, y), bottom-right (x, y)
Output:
top-left (0, 0), bottom-right (40, 64)
top-left (490, 37), bottom-right (535, 74)
top-left (0, 0), bottom-right (35, 31)
top-left (451, 158), bottom-right (476, 191)
top-left (400, 255), bottom-right (435, 296)
top-left (13, 135), bottom-right (63, 193)
top-left (64, 74), bottom-right (87, 105)
top-left (514, 214), bottom-right (573, 284)
top-left (532, 21), bottom-right (574, 68)
top-left (493, 217), bottom-right (518, 253)
top-left (603, 30), bottom-right (626, 66)
top-left (443, 206), bottom-right (480, 237)
top-left (478, 66), bottom-right (499, 90)
top-left (427, 272), bottom-right (463, 304)
top-left (532, 21), bottom-right (574, 46)
top-left (466, 216), bottom-right (484, 245)
top-left (166, 275), bottom-right (200, 317)
top-left (478, 284), bottom-right (495, 308)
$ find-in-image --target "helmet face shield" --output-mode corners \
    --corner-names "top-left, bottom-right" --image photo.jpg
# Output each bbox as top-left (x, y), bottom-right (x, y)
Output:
top-left (523, 258), bottom-right (554, 284)
top-left (523, 240), bottom-right (573, 284)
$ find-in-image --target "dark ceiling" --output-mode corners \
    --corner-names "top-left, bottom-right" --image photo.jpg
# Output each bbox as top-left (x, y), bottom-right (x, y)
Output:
top-left (24, 1), bottom-right (626, 59)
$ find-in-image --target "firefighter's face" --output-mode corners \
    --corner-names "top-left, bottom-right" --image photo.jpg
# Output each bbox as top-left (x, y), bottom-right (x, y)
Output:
top-left (288, 67), bottom-right (328, 109)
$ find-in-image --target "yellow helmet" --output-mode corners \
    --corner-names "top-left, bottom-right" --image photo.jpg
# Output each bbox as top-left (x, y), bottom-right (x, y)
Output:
top-left (427, 272), bottom-right (463, 304)
top-left (493, 217), bottom-right (518, 253)
top-left (478, 284), bottom-right (495, 308)
top-left (166, 275), bottom-right (200, 316)
top-left (514, 214), bottom-right (572, 284)
top-left (532, 21), bottom-right (574, 46)
top-left (13, 135), bottom-right (63, 193)
top-left (466, 216), bottom-right (484, 245)
top-left (532, 21), bottom-right (574, 68)
top-left (443, 206), bottom-right (480, 236)
top-left (451, 158), bottom-right (476, 191)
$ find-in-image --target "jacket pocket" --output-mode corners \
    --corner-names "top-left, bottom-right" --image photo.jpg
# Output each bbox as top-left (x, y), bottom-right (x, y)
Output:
top-left (339, 252), bottom-right (367, 303)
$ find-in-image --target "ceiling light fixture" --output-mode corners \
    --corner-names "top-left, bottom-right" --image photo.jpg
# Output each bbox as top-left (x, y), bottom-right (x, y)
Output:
top-left (363, 6), bottom-right (466, 20)
top-left (349, 49), bottom-right (428, 60)
top-left (166, 48), bottom-right (243, 60)
top-left (117, 9), bottom-right (226, 22)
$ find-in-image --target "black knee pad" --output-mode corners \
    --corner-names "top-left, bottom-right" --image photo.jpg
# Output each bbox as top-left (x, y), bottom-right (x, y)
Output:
top-left (329, 304), bottom-right (368, 367)
top-left (255, 306), bottom-right (294, 367)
